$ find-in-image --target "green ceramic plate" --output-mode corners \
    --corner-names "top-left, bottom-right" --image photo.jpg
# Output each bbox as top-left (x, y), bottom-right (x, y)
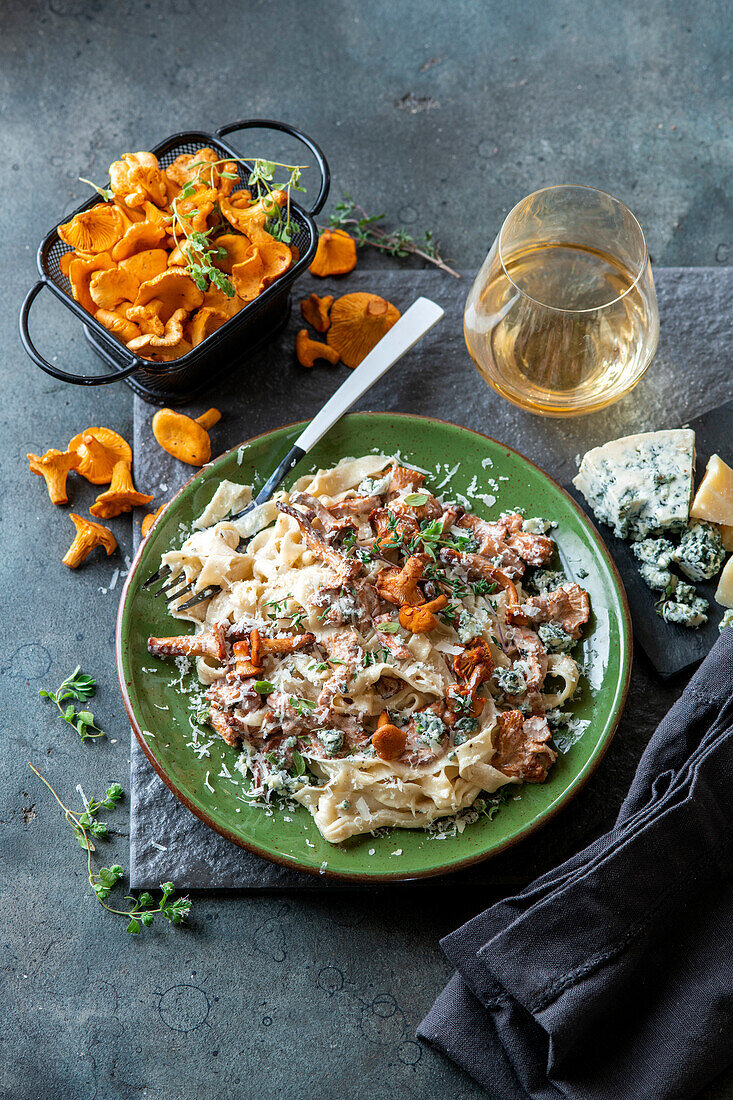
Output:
top-left (117, 413), bottom-right (632, 881)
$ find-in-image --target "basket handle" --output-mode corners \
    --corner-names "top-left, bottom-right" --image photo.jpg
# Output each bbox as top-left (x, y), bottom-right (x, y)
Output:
top-left (19, 280), bottom-right (139, 386)
top-left (215, 118), bottom-right (330, 216)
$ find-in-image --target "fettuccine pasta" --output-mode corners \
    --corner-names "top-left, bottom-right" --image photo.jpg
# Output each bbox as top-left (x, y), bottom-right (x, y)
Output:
top-left (147, 455), bottom-right (591, 843)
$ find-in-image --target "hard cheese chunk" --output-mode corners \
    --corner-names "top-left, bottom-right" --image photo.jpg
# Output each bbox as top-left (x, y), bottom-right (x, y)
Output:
top-left (690, 454), bottom-right (733, 526)
top-left (719, 526), bottom-right (733, 552)
top-left (715, 556), bottom-right (733, 608)
top-left (573, 429), bottom-right (695, 541)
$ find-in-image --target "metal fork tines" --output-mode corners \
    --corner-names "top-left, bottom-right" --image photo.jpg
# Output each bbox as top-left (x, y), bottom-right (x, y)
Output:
top-left (140, 296), bottom-right (445, 612)
top-left (147, 567), bottom-right (219, 611)
top-left (142, 564), bottom-right (172, 589)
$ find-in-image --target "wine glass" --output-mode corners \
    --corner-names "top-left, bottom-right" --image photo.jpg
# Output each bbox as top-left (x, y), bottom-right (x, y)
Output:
top-left (463, 185), bottom-right (659, 417)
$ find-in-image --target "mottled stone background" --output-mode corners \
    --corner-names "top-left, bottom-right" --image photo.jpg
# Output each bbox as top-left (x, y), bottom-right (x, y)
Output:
top-left (2, 2), bottom-right (731, 1098)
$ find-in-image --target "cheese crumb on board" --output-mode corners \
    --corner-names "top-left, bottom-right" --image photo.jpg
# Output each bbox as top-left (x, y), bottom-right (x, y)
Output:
top-left (715, 556), bottom-right (733, 609)
top-left (572, 429), bottom-right (695, 541)
top-left (690, 454), bottom-right (733, 527)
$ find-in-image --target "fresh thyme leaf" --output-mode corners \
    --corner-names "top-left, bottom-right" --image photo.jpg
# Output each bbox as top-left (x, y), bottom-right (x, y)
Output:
top-left (29, 765), bottom-right (191, 936)
top-left (254, 680), bottom-right (274, 694)
top-left (291, 750), bottom-right (306, 777)
top-left (78, 177), bottom-right (114, 201)
top-left (403, 492), bottom-right (429, 507)
top-left (326, 193), bottom-right (459, 278)
top-left (471, 578), bottom-right (497, 597)
top-left (290, 696), bottom-right (317, 715)
top-left (420, 518), bottom-right (444, 539)
top-left (378, 622), bottom-right (400, 634)
top-left (103, 783), bottom-right (124, 806)
top-left (39, 666), bottom-right (106, 741)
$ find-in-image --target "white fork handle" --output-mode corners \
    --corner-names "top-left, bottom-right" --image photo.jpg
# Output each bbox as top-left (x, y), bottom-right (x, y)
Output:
top-left (295, 296), bottom-right (444, 453)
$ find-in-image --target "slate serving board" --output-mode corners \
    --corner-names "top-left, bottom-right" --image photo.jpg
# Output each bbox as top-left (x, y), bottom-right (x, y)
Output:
top-left (566, 399), bottom-right (733, 679)
top-left (128, 266), bottom-right (733, 889)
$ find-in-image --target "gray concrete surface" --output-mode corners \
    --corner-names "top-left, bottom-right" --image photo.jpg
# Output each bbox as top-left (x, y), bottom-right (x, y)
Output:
top-left (1, 2), bottom-right (731, 1098)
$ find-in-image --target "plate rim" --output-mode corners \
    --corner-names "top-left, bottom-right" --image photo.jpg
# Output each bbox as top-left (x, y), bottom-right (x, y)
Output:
top-left (116, 411), bottom-right (633, 882)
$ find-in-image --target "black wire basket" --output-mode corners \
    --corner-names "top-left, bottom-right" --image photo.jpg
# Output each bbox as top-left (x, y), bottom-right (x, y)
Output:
top-left (19, 119), bottom-right (330, 405)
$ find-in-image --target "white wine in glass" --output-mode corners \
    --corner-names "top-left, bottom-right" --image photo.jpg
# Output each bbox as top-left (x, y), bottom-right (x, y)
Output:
top-left (464, 186), bottom-right (659, 416)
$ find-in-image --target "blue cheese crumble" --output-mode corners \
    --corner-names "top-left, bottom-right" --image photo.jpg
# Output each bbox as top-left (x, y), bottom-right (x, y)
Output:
top-left (673, 522), bottom-right (725, 582)
top-left (452, 717), bottom-right (479, 745)
top-left (415, 711), bottom-right (446, 746)
top-left (528, 569), bottom-right (567, 594)
top-left (457, 608), bottom-right (488, 644)
top-left (633, 537), bottom-right (675, 568)
top-left (318, 728), bottom-right (344, 756)
top-left (538, 621), bottom-right (575, 652)
top-left (657, 597), bottom-right (709, 628)
top-left (657, 576), bottom-right (709, 628)
top-left (719, 609), bottom-right (733, 633)
top-left (492, 661), bottom-right (529, 697)
top-left (523, 517), bottom-right (556, 534)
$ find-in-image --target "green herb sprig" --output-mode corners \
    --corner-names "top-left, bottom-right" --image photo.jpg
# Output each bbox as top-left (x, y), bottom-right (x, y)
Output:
top-left (78, 177), bottom-right (114, 201)
top-left (29, 764), bottom-right (191, 935)
top-left (39, 666), bottom-right (106, 742)
top-left (169, 157), bottom-right (307, 297)
top-left (327, 194), bottom-right (459, 279)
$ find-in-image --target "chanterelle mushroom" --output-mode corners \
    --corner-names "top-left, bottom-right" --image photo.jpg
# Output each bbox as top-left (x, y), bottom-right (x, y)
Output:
top-left (308, 229), bottom-right (357, 278)
top-left (109, 151), bottom-right (168, 208)
top-left (300, 294), bottom-right (333, 333)
top-left (141, 504), bottom-right (166, 537)
top-left (187, 306), bottom-right (229, 347)
top-left (127, 307), bottom-right (189, 356)
top-left (58, 203), bottom-right (128, 254)
top-left (111, 220), bottom-right (167, 262)
top-left (95, 308), bottom-right (141, 344)
top-left (62, 513), bottom-right (117, 569)
top-left (27, 448), bottom-right (81, 506)
top-left (67, 254), bottom-right (115, 314)
top-left (295, 329), bottom-right (340, 368)
top-left (372, 711), bottom-right (406, 761)
top-left (89, 266), bottom-right (140, 311)
top-left (326, 293), bottom-right (401, 368)
top-left (376, 556), bottom-right (425, 606)
top-left (134, 269), bottom-right (204, 324)
top-left (89, 460), bottom-right (154, 519)
top-left (68, 427), bottom-right (133, 485)
top-left (147, 624), bottom-right (227, 662)
top-left (398, 594), bottom-right (448, 633)
top-left (151, 407), bottom-right (222, 466)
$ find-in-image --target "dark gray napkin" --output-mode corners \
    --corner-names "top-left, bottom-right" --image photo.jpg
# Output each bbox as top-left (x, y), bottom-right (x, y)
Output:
top-left (418, 629), bottom-right (733, 1100)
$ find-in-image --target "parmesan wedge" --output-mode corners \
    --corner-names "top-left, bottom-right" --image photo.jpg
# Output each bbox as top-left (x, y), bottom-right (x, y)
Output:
top-left (715, 556), bottom-right (733, 609)
top-left (690, 455), bottom-right (733, 526)
top-left (718, 525), bottom-right (733, 552)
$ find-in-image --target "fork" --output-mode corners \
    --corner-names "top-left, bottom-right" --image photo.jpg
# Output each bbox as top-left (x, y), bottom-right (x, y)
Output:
top-left (143, 296), bottom-right (444, 610)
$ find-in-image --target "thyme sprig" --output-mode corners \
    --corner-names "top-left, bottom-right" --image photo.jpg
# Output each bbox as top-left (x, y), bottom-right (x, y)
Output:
top-left (169, 157), bottom-right (307, 296)
top-left (29, 765), bottom-right (191, 935)
top-left (39, 666), bottom-right (106, 742)
top-left (327, 194), bottom-right (459, 278)
top-left (78, 177), bottom-right (114, 201)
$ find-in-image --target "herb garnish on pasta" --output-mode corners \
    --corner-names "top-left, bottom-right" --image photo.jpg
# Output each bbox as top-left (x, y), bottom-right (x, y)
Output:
top-left (147, 456), bottom-right (590, 843)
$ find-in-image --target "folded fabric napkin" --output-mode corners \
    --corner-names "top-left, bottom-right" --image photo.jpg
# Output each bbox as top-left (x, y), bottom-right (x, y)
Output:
top-left (418, 629), bottom-right (733, 1100)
